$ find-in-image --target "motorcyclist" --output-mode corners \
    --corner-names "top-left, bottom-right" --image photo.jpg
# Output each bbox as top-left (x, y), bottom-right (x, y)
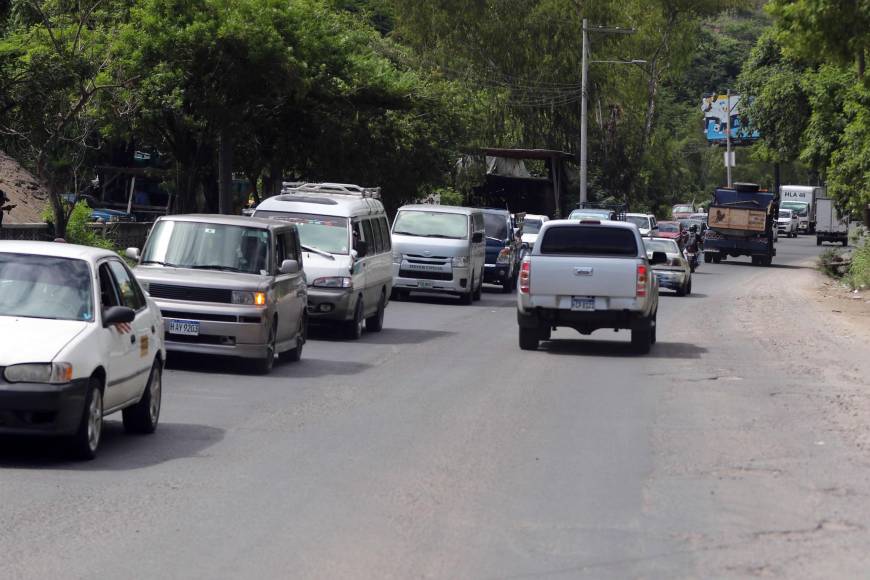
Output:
top-left (685, 225), bottom-right (701, 254)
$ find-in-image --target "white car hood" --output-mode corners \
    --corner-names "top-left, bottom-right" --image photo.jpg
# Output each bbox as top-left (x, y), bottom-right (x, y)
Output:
top-left (0, 316), bottom-right (89, 366)
top-left (521, 233), bottom-right (539, 245)
top-left (302, 252), bottom-right (354, 285)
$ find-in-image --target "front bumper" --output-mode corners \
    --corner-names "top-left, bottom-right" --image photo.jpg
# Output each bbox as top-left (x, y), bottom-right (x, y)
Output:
top-left (483, 263), bottom-right (511, 284)
top-left (155, 299), bottom-right (272, 359)
top-left (0, 378), bottom-right (90, 436)
top-left (393, 263), bottom-right (471, 295)
top-left (306, 287), bottom-right (357, 322)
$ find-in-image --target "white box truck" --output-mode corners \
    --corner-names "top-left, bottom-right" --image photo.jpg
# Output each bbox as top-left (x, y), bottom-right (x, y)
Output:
top-left (780, 185), bottom-right (825, 234)
top-left (815, 197), bottom-right (849, 246)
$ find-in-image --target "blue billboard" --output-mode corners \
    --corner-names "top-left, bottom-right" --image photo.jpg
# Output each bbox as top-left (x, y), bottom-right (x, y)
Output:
top-left (701, 93), bottom-right (761, 144)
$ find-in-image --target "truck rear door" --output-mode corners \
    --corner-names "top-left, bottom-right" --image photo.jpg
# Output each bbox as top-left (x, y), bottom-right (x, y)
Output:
top-left (531, 225), bottom-right (640, 299)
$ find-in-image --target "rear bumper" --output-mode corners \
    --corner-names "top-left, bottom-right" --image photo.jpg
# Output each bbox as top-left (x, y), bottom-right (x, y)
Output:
top-left (704, 238), bottom-right (775, 257)
top-left (0, 378), bottom-right (89, 436)
top-left (483, 263), bottom-right (511, 284)
top-left (517, 307), bottom-right (649, 335)
top-left (652, 269), bottom-right (688, 290)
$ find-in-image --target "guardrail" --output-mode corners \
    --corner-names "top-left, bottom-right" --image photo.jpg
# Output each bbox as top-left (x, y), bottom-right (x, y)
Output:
top-left (0, 222), bottom-right (153, 248)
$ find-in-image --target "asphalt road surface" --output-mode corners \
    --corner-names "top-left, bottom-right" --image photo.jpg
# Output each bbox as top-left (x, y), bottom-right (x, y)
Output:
top-left (4, 235), bottom-right (870, 579)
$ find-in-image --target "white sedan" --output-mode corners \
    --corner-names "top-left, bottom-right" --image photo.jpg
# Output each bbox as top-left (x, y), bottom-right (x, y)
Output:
top-left (0, 241), bottom-right (165, 459)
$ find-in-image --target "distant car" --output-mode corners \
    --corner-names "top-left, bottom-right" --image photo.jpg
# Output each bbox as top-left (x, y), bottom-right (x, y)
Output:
top-left (481, 208), bottom-right (522, 292)
top-left (656, 221), bottom-right (687, 249)
top-left (625, 213), bottom-right (658, 237)
top-left (672, 204), bottom-right (695, 220)
top-left (520, 214), bottom-right (549, 250)
top-left (568, 208), bottom-right (617, 221)
top-left (0, 241), bottom-right (166, 459)
top-left (678, 219), bottom-right (707, 249)
top-left (62, 194), bottom-right (135, 223)
top-left (689, 212), bottom-right (708, 223)
top-left (777, 208), bottom-right (799, 238)
top-left (644, 237), bottom-right (692, 296)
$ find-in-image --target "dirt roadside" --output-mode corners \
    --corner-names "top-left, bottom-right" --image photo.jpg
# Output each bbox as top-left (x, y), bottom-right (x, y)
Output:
top-left (0, 149), bottom-right (48, 224)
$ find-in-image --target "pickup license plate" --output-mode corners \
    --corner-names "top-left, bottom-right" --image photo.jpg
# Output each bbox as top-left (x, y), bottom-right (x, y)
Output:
top-left (168, 319), bottom-right (200, 336)
top-left (417, 280), bottom-right (434, 289)
top-left (571, 297), bottom-right (595, 311)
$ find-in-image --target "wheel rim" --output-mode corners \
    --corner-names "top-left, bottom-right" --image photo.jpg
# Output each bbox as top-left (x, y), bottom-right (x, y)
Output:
top-left (88, 388), bottom-right (103, 452)
top-left (149, 367), bottom-right (162, 424)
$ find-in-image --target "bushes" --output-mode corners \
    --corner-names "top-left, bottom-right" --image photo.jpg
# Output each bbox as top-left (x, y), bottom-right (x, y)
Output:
top-left (44, 201), bottom-right (117, 250)
top-left (818, 248), bottom-right (847, 278)
top-left (849, 243), bottom-right (870, 290)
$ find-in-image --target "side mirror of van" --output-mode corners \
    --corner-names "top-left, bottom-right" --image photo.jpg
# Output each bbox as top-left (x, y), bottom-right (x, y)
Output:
top-left (354, 240), bottom-right (368, 258)
top-left (650, 251), bottom-right (668, 265)
top-left (125, 247), bottom-right (140, 261)
top-left (279, 259), bottom-right (300, 274)
top-left (472, 232), bottom-right (484, 244)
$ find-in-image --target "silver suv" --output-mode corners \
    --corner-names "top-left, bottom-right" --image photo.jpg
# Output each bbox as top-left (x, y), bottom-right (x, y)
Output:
top-left (127, 215), bottom-right (307, 373)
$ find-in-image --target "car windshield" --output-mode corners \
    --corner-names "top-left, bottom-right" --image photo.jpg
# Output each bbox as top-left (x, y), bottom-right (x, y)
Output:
top-left (523, 219), bottom-right (543, 234)
top-left (254, 211), bottom-right (349, 255)
top-left (644, 239), bottom-right (679, 255)
top-left (483, 213), bottom-right (509, 239)
top-left (570, 209), bottom-right (612, 220)
top-left (0, 253), bottom-right (93, 322)
top-left (679, 219), bottom-right (703, 230)
top-left (627, 216), bottom-right (650, 229)
top-left (658, 222), bottom-right (680, 233)
top-left (778, 210), bottom-right (792, 219)
top-left (781, 202), bottom-right (808, 216)
top-left (142, 220), bottom-right (271, 275)
top-left (393, 211), bottom-right (468, 239)
top-left (673, 205), bottom-right (693, 213)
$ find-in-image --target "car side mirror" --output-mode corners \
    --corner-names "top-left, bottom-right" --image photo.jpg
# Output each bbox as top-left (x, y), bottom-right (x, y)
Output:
top-left (472, 232), bottom-right (484, 243)
top-left (279, 259), bottom-right (300, 275)
top-left (125, 247), bottom-right (140, 261)
top-left (650, 251), bottom-right (668, 265)
top-left (354, 240), bottom-right (368, 258)
top-left (103, 305), bottom-right (135, 327)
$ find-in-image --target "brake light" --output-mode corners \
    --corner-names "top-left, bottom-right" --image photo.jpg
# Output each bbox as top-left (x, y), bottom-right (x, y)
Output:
top-left (519, 258), bottom-right (531, 294)
top-left (636, 264), bottom-right (647, 297)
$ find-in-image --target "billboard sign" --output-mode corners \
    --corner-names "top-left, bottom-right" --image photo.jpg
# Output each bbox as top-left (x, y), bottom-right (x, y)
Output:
top-left (701, 93), bottom-right (760, 144)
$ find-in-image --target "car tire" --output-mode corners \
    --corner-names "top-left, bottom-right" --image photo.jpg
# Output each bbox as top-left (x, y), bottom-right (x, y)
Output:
top-left (253, 319), bottom-right (277, 374)
top-left (519, 326), bottom-right (539, 351)
top-left (676, 282), bottom-right (687, 296)
top-left (713, 254), bottom-right (722, 264)
top-left (366, 292), bottom-right (386, 332)
top-left (704, 253), bottom-right (713, 264)
top-left (842, 239), bottom-right (848, 247)
top-left (460, 287), bottom-right (473, 305)
top-left (686, 279), bottom-right (692, 295)
top-left (631, 321), bottom-right (653, 354)
top-left (122, 360), bottom-right (162, 434)
top-left (472, 275), bottom-right (482, 301)
top-left (650, 311), bottom-right (658, 344)
top-left (346, 297), bottom-right (365, 339)
top-left (281, 315), bottom-right (306, 363)
top-left (70, 377), bottom-right (103, 460)
top-left (816, 237), bottom-right (822, 246)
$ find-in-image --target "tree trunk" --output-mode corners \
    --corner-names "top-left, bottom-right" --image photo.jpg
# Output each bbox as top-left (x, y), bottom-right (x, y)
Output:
top-left (49, 190), bottom-right (68, 240)
top-left (218, 130), bottom-right (234, 214)
top-left (858, 49), bottom-right (865, 79)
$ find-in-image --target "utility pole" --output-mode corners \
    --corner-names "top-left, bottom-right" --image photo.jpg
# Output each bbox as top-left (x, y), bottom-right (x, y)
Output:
top-left (578, 21), bottom-right (642, 204)
top-left (726, 89), bottom-right (733, 188)
top-left (580, 19), bottom-right (589, 204)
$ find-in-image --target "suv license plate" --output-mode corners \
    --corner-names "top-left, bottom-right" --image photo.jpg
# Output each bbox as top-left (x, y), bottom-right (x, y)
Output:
top-left (571, 297), bottom-right (595, 311)
top-left (168, 319), bottom-right (200, 336)
top-left (417, 280), bottom-right (434, 289)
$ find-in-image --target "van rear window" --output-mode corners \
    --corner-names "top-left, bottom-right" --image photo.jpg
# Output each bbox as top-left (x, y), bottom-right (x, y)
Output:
top-left (539, 226), bottom-right (638, 256)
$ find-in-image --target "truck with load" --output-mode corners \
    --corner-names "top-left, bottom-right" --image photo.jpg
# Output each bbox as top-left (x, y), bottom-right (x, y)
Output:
top-left (703, 183), bottom-right (777, 266)
top-left (780, 185), bottom-right (824, 234)
top-left (815, 197), bottom-right (849, 246)
top-left (516, 219), bottom-right (664, 354)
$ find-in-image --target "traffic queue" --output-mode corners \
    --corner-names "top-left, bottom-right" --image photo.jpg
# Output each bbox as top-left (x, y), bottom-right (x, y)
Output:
top-left (0, 181), bottom-right (814, 459)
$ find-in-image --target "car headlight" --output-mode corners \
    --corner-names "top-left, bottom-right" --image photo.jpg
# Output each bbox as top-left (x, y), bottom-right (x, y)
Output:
top-left (139, 281), bottom-right (150, 293)
top-left (4, 362), bottom-right (73, 384)
top-left (312, 276), bottom-right (352, 289)
top-left (496, 248), bottom-right (512, 264)
top-left (232, 291), bottom-right (267, 305)
top-left (392, 252), bottom-right (402, 265)
top-left (452, 256), bottom-right (469, 268)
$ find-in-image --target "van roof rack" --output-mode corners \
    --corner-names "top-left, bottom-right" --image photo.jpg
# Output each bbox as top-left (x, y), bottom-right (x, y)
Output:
top-left (281, 182), bottom-right (381, 199)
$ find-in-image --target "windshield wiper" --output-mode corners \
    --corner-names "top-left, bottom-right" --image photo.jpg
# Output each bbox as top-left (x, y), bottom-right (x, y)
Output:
top-left (301, 245), bottom-right (335, 261)
top-left (424, 234), bottom-right (461, 239)
top-left (486, 235), bottom-right (506, 243)
top-left (190, 265), bottom-right (243, 272)
top-left (392, 231), bottom-right (422, 237)
top-left (141, 260), bottom-right (180, 267)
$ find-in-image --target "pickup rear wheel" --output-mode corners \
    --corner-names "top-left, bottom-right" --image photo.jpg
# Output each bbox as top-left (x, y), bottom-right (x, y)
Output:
top-left (631, 322), bottom-right (653, 354)
top-left (519, 327), bottom-right (539, 351)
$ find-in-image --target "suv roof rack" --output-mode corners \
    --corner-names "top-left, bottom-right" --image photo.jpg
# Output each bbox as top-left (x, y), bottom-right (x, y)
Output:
top-left (281, 182), bottom-right (381, 199)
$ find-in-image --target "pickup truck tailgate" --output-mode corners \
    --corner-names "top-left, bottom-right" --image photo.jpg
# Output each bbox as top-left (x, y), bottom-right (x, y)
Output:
top-left (530, 255), bottom-right (638, 298)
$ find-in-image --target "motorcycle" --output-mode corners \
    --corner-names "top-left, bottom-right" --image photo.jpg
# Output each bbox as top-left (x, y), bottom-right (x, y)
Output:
top-left (684, 249), bottom-right (699, 273)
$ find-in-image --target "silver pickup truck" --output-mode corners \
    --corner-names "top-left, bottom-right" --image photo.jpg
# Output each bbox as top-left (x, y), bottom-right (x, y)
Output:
top-left (516, 219), bottom-right (666, 353)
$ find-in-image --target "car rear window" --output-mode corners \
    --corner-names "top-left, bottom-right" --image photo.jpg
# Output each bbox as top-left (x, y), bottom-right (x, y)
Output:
top-left (539, 226), bottom-right (638, 256)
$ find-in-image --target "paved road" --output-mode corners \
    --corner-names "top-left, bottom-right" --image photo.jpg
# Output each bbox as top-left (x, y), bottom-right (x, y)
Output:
top-left (3, 236), bottom-right (869, 578)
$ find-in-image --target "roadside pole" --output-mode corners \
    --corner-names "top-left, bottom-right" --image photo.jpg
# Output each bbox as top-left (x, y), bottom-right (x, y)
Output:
top-left (726, 89), bottom-right (732, 188)
top-left (580, 18), bottom-right (588, 204)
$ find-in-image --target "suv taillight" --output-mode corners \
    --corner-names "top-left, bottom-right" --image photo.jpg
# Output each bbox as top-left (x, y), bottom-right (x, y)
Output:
top-left (519, 258), bottom-right (531, 294)
top-left (636, 264), bottom-right (648, 297)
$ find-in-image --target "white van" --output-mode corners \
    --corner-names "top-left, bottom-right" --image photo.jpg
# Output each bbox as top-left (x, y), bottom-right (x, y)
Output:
top-left (253, 183), bottom-right (393, 339)
top-left (391, 205), bottom-right (485, 304)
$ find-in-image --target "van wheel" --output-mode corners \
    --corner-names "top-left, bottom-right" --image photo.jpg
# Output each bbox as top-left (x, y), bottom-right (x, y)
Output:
top-left (123, 360), bottom-right (162, 434)
top-left (460, 287), bottom-right (473, 305)
top-left (631, 322), bottom-right (652, 354)
top-left (70, 377), bottom-right (103, 460)
top-left (519, 326), bottom-right (539, 351)
top-left (346, 298), bottom-right (364, 339)
top-left (472, 275), bottom-right (482, 301)
top-left (253, 320), bottom-right (277, 374)
top-left (366, 292), bottom-right (385, 332)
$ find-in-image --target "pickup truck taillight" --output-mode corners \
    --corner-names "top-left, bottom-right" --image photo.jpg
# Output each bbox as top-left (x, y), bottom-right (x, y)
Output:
top-left (636, 264), bottom-right (648, 297)
top-left (519, 258), bottom-right (531, 294)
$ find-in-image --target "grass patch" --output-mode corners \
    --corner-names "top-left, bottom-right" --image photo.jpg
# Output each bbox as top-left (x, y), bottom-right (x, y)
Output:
top-left (848, 243), bottom-right (870, 290)
top-left (818, 248), bottom-right (847, 279)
